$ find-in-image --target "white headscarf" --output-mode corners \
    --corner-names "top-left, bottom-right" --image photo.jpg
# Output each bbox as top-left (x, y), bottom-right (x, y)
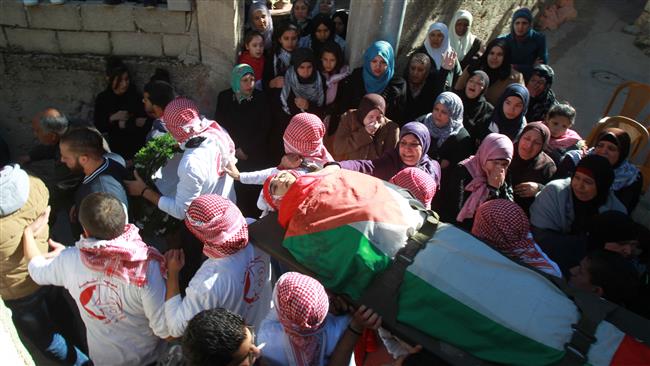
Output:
top-left (423, 22), bottom-right (451, 70)
top-left (0, 164), bottom-right (30, 216)
top-left (448, 10), bottom-right (477, 61)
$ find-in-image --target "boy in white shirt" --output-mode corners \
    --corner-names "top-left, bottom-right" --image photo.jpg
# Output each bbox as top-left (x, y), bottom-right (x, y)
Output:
top-left (24, 192), bottom-right (170, 366)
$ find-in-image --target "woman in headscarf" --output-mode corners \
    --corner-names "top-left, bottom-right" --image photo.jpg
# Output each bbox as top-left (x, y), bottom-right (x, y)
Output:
top-left (290, 0), bottom-right (312, 37)
top-left (508, 122), bottom-right (556, 215)
top-left (454, 70), bottom-right (494, 143)
top-left (340, 121), bottom-right (441, 185)
top-left (434, 133), bottom-right (514, 230)
top-left (280, 48), bottom-right (325, 117)
top-left (215, 64), bottom-right (273, 216)
top-left (333, 93), bottom-right (399, 160)
top-left (245, 2), bottom-right (274, 51)
top-left (488, 83), bottom-right (529, 141)
top-left (317, 41), bottom-right (350, 134)
top-left (417, 91), bottom-right (474, 172)
top-left (332, 9), bottom-right (348, 39)
top-left (263, 22), bottom-right (299, 92)
top-left (454, 38), bottom-right (525, 105)
top-left (472, 199), bottom-right (562, 277)
top-left (310, 0), bottom-right (335, 17)
top-left (525, 64), bottom-right (557, 122)
top-left (340, 41), bottom-right (407, 125)
top-left (498, 7), bottom-right (548, 78)
top-left (530, 154), bottom-right (626, 275)
top-left (448, 10), bottom-right (484, 70)
top-left (298, 14), bottom-right (346, 56)
top-left (403, 52), bottom-right (435, 122)
top-left (411, 23), bottom-right (462, 100)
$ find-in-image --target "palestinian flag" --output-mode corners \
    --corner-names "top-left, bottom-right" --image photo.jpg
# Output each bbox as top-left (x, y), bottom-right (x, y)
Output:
top-left (276, 170), bottom-right (649, 365)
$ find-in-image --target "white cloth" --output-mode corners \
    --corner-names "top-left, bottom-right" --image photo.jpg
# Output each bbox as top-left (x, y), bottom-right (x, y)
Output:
top-left (0, 164), bottom-right (29, 216)
top-left (158, 138), bottom-right (236, 220)
top-left (28, 248), bottom-right (169, 366)
top-left (448, 10), bottom-right (477, 61)
top-left (164, 244), bottom-right (273, 337)
top-left (257, 312), bottom-right (354, 366)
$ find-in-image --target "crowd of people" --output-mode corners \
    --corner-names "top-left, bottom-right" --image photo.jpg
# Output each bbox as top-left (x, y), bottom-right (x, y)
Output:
top-left (1, 1), bottom-right (648, 365)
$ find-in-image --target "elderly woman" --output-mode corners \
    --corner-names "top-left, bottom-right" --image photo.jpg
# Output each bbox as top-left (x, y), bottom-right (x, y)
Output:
top-left (488, 83), bottom-right (529, 141)
top-left (454, 38), bottom-right (524, 105)
top-left (526, 64), bottom-right (557, 122)
top-left (403, 53), bottom-right (434, 122)
top-left (455, 70), bottom-right (494, 142)
top-left (333, 93), bottom-right (399, 160)
top-left (530, 155), bottom-right (626, 275)
top-left (508, 122), bottom-right (556, 215)
top-left (435, 133), bottom-right (514, 230)
top-left (448, 10), bottom-right (484, 70)
top-left (411, 23), bottom-right (462, 99)
top-left (245, 2), bottom-right (273, 51)
top-left (417, 91), bottom-right (474, 171)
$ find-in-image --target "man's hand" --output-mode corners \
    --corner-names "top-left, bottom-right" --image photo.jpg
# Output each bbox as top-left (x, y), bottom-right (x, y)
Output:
top-left (279, 153), bottom-right (303, 169)
top-left (165, 249), bottom-right (185, 275)
top-left (124, 170), bottom-right (148, 196)
top-left (349, 305), bottom-right (382, 333)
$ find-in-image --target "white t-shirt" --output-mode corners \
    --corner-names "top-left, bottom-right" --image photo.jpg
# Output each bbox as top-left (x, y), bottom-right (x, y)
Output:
top-left (164, 244), bottom-right (273, 337)
top-left (28, 248), bottom-right (170, 366)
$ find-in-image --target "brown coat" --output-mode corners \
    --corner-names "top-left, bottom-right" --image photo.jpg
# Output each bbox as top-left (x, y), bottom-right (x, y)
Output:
top-left (333, 110), bottom-right (399, 161)
top-left (0, 176), bottom-right (49, 300)
top-left (455, 66), bottom-right (525, 105)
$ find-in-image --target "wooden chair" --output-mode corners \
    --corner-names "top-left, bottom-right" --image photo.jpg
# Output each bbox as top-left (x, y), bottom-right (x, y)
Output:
top-left (602, 81), bottom-right (650, 124)
top-left (585, 116), bottom-right (649, 160)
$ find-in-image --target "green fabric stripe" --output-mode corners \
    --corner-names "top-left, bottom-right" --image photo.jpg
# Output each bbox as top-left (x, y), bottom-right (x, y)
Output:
top-left (283, 225), bottom-right (565, 365)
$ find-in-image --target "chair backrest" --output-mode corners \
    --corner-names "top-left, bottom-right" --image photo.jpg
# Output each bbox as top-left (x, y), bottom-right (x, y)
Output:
top-left (585, 116), bottom-right (649, 160)
top-left (639, 150), bottom-right (650, 193)
top-left (602, 81), bottom-right (650, 123)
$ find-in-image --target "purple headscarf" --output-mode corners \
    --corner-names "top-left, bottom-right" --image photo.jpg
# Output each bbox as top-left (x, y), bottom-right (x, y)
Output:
top-left (399, 122), bottom-right (440, 187)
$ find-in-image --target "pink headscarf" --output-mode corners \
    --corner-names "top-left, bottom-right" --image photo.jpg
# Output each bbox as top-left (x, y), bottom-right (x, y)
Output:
top-left (389, 167), bottom-right (438, 209)
top-left (77, 224), bottom-right (166, 287)
top-left (283, 113), bottom-right (333, 166)
top-left (471, 199), bottom-right (560, 276)
top-left (547, 128), bottom-right (582, 150)
top-left (184, 195), bottom-right (248, 258)
top-left (456, 133), bottom-right (513, 222)
top-left (274, 272), bottom-right (329, 366)
top-left (163, 97), bottom-right (236, 176)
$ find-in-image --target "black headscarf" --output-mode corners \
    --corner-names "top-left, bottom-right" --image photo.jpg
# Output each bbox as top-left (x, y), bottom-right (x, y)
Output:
top-left (490, 83), bottom-right (529, 141)
top-left (317, 40), bottom-right (344, 75)
top-left (458, 70), bottom-right (493, 139)
top-left (472, 38), bottom-right (512, 84)
top-left (571, 155), bottom-right (615, 233)
top-left (332, 9), bottom-right (348, 38)
top-left (587, 210), bottom-right (639, 252)
top-left (309, 14), bottom-right (336, 57)
top-left (290, 48), bottom-right (318, 84)
top-left (595, 128), bottom-right (631, 168)
top-left (526, 64), bottom-right (557, 121)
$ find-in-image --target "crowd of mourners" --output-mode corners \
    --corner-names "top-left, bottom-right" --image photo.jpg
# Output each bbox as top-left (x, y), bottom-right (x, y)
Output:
top-left (1, 0), bottom-right (648, 365)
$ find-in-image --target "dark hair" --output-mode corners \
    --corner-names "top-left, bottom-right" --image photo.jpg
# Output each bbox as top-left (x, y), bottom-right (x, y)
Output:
top-left (242, 29), bottom-right (264, 52)
top-left (317, 40), bottom-right (344, 74)
top-left (182, 308), bottom-right (248, 366)
top-left (587, 250), bottom-right (640, 306)
top-left (475, 38), bottom-right (512, 81)
top-left (79, 192), bottom-right (126, 240)
top-left (60, 127), bottom-right (106, 158)
top-left (273, 21), bottom-right (300, 55)
top-left (546, 102), bottom-right (576, 123)
top-left (331, 9), bottom-right (349, 38)
top-left (149, 68), bottom-right (171, 84)
top-left (105, 56), bottom-right (129, 88)
top-left (144, 81), bottom-right (175, 111)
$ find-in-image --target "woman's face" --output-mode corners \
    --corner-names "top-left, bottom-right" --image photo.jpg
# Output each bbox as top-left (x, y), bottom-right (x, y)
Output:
top-left (293, 0), bottom-right (309, 21)
top-left (571, 171), bottom-right (598, 202)
top-left (279, 30), bottom-right (299, 52)
top-left (408, 61), bottom-right (427, 85)
top-left (594, 140), bottom-right (620, 166)
top-left (239, 73), bottom-right (255, 96)
top-left (428, 30), bottom-right (444, 49)
top-left (432, 103), bottom-right (450, 128)
top-left (246, 35), bottom-right (265, 58)
top-left (370, 55), bottom-right (388, 77)
top-left (296, 62), bottom-right (314, 79)
top-left (333, 16), bottom-right (345, 36)
top-left (513, 18), bottom-right (530, 37)
top-left (546, 116), bottom-right (571, 138)
top-left (517, 129), bottom-right (544, 160)
top-left (398, 134), bottom-right (423, 166)
top-left (526, 74), bottom-right (547, 98)
top-left (321, 51), bottom-right (337, 73)
top-left (487, 45), bottom-right (505, 69)
top-left (112, 72), bottom-right (130, 95)
top-left (503, 96), bottom-right (524, 119)
top-left (363, 109), bottom-right (384, 129)
top-left (253, 10), bottom-right (268, 31)
top-left (269, 171), bottom-right (297, 197)
top-left (319, 0), bottom-right (334, 14)
top-left (455, 19), bottom-right (469, 36)
top-left (465, 74), bottom-right (486, 99)
top-left (315, 23), bottom-right (331, 42)
top-left (484, 159), bottom-right (509, 182)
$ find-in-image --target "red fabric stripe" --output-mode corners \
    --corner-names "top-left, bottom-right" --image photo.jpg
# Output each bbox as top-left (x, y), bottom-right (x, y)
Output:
top-left (610, 335), bottom-right (650, 365)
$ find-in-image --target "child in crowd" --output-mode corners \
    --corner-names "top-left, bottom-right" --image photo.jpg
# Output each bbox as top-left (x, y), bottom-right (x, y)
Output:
top-left (389, 167), bottom-right (438, 209)
top-left (280, 48), bottom-right (325, 116)
top-left (544, 102), bottom-right (584, 164)
top-left (238, 30), bottom-right (265, 90)
top-left (24, 192), bottom-right (169, 366)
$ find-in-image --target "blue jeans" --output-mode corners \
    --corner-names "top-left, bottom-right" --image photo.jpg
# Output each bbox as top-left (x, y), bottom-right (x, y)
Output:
top-left (4, 286), bottom-right (90, 365)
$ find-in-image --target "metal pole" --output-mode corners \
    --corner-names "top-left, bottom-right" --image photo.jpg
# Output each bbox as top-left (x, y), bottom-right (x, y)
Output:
top-left (379, 0), bottom-right (408, 53)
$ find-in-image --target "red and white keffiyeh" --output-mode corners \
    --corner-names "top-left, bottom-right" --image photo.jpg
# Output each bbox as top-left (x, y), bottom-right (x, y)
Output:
top-left (163, 97), bottom-right (236, 176)
top-left (274, 272), bottom-right (329, 366)
top-left (77, 224), bottom-right (166, 287)
top-left (471, 199), bottom-right (560, 276)
top-left (262, 170), bottom-right (304, 211)
top-left (184, 194), bottom-right (248, 259)
top-left (283, 113), bottom-right (333, 166)
top-left (389, 167), bottom-right (438, 209)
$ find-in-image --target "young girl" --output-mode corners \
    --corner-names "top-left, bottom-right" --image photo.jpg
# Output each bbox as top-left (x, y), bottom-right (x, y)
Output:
top-left (298, 14), bottom-right (346, 57)
top-left (263, 22), bottom-right (300, 91)
top-left (488, 83), bottom-right (529, 141)
top-left (318, 41), bottom-right (350, 134)
top-left (280, 48), bottom-right (325, 116)
top-left (238, 30), bottom-right (265, 90)
top-left (544, 103), bottom-right (583, 162)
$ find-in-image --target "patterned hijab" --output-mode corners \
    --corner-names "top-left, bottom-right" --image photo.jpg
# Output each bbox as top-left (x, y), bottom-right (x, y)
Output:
top-left (283, 113), bottom-right (333, 166)
top-left (362, 41), bottom-right (395, 94)
top-left (423, 92), bottom-right (464, 147)
top-left (274, 272), bottom-right (329, 366)
top-left (448, 10), bottom-right (477, 61)
top-left (594, 128), bottom-right (640, 191)
top-left (184, 194), bottom-right (248, 259)
top-left (472, 199), bottom-right (561, 276)
top-left (230, 64), bottom-right (255, 103)
top-left (281, 48), bottom-right (325, 114)
top-left (423, 22), bottom-right (451, 70)
top-left (390, 167), bottom-right (438, 209)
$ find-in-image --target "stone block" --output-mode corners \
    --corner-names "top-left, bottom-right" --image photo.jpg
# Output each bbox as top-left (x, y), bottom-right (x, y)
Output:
top-left (26, 3), bottom-right (82, 30)
top-left (5, 28), bottom-right (58, 53)
top-left (134, 6), bottom-right (186, 34)
top-left (111, 32), bottom-right (162, 57)
top-left (0, 1), bottom-right (28, 27)
top-left (58, 30), bottom-right (110, 54)
top-left (80, 2), bottom-right (135, 32)
top-left (162, 33), bottom-right (191, 57)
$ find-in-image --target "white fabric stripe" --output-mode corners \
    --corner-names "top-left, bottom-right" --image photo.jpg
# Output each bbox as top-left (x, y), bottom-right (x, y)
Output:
top-left (82, 158), bottom-right (108, 184)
